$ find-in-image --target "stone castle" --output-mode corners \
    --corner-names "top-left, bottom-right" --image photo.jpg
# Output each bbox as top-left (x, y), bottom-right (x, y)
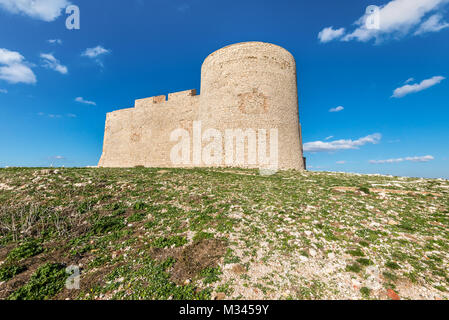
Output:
top-left (98, 42), bottom-right (305, 170)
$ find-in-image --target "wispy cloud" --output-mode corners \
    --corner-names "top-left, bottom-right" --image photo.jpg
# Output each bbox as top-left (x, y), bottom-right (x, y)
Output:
top-left (0, 48), bottom-right (36, 84)
top-left (82, 46), bottom-right (111, 67)
top-left (318, 27), bottom-right (346, 43)
top-left (319, 0), bottom-right (449, 43)
top-left (336, 161), bottom-right (346, 164)
top-left (325, 136), bottom-right (334, 140)
top-left (0, 0), bottom-right (71, 22)
top-left (47, 39), bottom-right (62, 45)
top-left (40, 53), bottom-right (68, 74)
top-left (392, 76), bottom-right (445, 98)
top-left (82, 46), bottom-right (110, 58)
top-left (415, 13), bottom-right (449, 35)
top-left (75, 97), bottom-right (96, 106)
top-left (304, 133), bottom-right (382, 153)
top-left (329, 106), bottom-right (344, 113)
top-left (0, 88), bottom-right (7, 93)
top-left (370, 155), bottom-right (434, 164)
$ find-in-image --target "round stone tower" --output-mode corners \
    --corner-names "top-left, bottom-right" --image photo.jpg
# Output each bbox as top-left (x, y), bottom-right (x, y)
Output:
top-left (199, 41), bottom-right (305, 170)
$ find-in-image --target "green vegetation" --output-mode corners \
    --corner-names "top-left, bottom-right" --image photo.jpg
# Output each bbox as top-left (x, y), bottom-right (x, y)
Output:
top-left (360, 287), bottom-right (371, 298)
top-left (8, 263), bottom-right (67, 300)
top-left (92, 216), bottom-right (125, 235)
top-left (83, 256), bottom-right (211, 300)
top-left (0, 264), bottom-right (26, 282)
top-left (152, 236), bottom-right (188, 248)
top-left (358, 186), bottom-right (371, 194)
top-left (347, 248), bottom-right (365, 257)
top-left (200, 267), bottom-right (222, 284)
top-left (7, 240), bottom-right (43, 262)
top-left (0, 167), bottom-right (447, 300)
top-left (193, 231), bottom-right (214, 243)
top-left (356, 258), bottom-right (373, 266)
top-left (346, 263), bottom-right (362, 273)
top-left (385, 261), bottom-right (401, 270)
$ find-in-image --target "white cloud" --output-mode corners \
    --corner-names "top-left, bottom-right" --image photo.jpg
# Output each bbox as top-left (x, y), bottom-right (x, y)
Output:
top-left (75, 97), bottom-right (96, 106)
top-left (0, 49), bottom-right (23, 65)
top-left (370, 155), bottom-right (434, 164)
top-left (325, 135), bottom-right (334, 140)
top-left (405, 77), bottom-right (415, 83)
top-left (392, 76), bottom-right (445, 98)
top-left (0, 48), bottom-right (36, 84)
top-left (82, 46), bottom-right (110, 59)
top-left (320, 0), bottom-right (449, 43)
top-left (336, 161), bottom-right (346, 164)
top-left (329, 106), bottom-right (344, 112)
top-left (304, 133), bottom-right (382, 153)
top-left (0, 0), bottom-right (71, 22)
top-left (82, 46), bottom-right (111, 67)
top-left (414, 13), bottom-right (449, 34)
top-left (47, 39), bottom-right (62, 45)
top-left (0, 88), bottom-right (7, 93)
top-left (318, 27), bottom-right (346, 43)
top-left (40, 53), bottom-right (68, 74)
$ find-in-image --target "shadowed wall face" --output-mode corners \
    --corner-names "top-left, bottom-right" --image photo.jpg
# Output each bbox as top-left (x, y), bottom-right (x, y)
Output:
top-left (98, 42), bottom-right (304, 170)
top-left (99, 91), bottom-right (199, 168)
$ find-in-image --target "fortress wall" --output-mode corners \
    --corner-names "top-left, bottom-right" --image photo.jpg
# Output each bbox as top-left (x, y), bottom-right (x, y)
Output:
top-left (98, 108), bottom-right (137, 167)
top-left (135, 95), bottom-right (166, 108)
top-left (140, 94), bottom-right (200, 167)
top-left (199, 42), bottom-right (304, 170)
top-left (168, 89), bottom-right (197, 101)
top-left (98, 42), bottom-right (305, 170)
top-left (98, 93), bottom-right (199, 168)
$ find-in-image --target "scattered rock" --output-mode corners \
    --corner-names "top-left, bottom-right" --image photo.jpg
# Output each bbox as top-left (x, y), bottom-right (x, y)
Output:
top-left (0, 183), bottom-right (12, 190)
top-left (351, 279), bottom-right (361, 288)
top-left (387, 289), bottom-right (400, 300)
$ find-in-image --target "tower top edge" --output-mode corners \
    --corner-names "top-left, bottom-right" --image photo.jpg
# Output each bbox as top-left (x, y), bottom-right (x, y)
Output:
top-left (202, 41), bottom-right (295, 66)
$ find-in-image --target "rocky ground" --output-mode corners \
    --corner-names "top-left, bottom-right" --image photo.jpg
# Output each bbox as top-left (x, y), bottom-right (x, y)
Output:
top-left (0, 167), bottom-right (448, 300)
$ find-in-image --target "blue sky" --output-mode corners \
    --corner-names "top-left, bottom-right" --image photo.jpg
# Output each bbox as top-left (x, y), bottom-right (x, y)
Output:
top-left (0, 0), bottom-right (448, 179)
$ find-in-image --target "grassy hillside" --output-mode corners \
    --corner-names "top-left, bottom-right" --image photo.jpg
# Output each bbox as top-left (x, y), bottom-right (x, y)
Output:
top-left (0, 167), bottom-right (448, 300)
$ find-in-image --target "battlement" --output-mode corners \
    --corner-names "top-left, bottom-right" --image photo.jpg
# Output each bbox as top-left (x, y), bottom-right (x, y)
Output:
top-left (168, 89), bottom-right (197, 101)
top-left (135, 95), bottom-right (166, 108)
top-left (134, 89), bottom-right (198, 109)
